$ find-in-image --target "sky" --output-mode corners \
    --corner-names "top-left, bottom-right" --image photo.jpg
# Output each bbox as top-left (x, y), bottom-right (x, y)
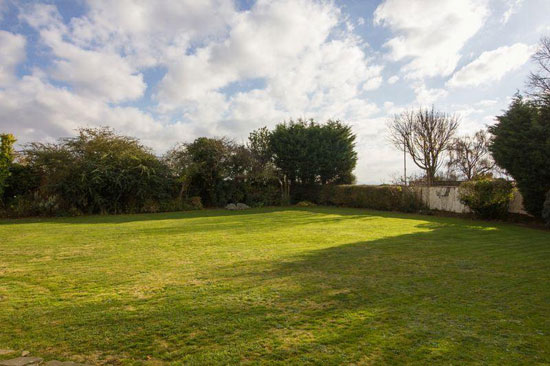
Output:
top-left (0, 0), bottom-right (549, 183)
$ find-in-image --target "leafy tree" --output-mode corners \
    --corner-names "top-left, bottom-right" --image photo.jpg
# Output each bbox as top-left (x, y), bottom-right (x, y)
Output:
top-left (269, 119), bottom-right (357, 186)
top-left (0, 134), bottom-right (16, 203)
top-left (489, 95), bottom-right (550, 217)
top-left (171, 137), bottom-right (232, 207)
top-left (248, 127), bottom-right (273, 167)
top-left (164, 142), bottom-right (195, 200)
top-left (389, 106), bottom-right (459, 184)
top-left (317, 120), bottom-right (357, 184)
top-left (24, 127), bottom-right (173, 214)
top-left (447, 129), bottom-right (495, 180)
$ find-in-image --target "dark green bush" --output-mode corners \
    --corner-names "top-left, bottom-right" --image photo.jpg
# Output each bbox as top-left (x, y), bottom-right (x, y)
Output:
top-left (296, 201), bottom-right (316, 207)
top-left (319, 185), bottom-right (423, 212)
top-left (459, 178), bottom-right (513, 219)
top-left (19, 127), bottom-right (175, 215)
top-left (189, 196), bottom-right (203, 210)
top-left (543, 190), bottom-right (550, 226)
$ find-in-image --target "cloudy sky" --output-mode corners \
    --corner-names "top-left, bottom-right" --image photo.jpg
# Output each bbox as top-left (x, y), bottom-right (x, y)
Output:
top-left (0, 0), bottom-right (548, 183)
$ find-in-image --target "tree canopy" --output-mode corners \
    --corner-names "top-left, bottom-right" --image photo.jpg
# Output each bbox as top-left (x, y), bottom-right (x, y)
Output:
top-left (489, 95), bottom-right (550, 217)
top-left (269, 119), bottom-right (357, 186)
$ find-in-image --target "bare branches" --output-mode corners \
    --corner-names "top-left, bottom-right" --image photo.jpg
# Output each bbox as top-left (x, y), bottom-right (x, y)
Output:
top-left (388, 106), bottom-right (459, 184)
top-left (528, 36), bottom-right (550, 98)
top-left (447, 130), bottom-right (495, 180)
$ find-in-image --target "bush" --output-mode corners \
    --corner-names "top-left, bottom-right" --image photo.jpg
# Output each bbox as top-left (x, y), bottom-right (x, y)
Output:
top-left (189, 196), bottom-right (203, 210)
top-left (296, 201), bottom-right (316, 207)
top-left (459, 178), bottom-right (513, 219)
top-left (17, 127), bottom-right (176, 215)
top-left (543, 190), bottom-right (550, 227)
top-left (319, 185), bottom-right (423, 212)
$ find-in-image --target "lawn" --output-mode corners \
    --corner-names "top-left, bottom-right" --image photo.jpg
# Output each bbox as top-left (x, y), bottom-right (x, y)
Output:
top-left (1, 207), bottom-right (549, 365)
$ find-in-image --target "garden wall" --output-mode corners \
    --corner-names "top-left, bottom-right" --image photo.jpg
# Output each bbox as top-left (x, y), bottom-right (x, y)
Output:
top-left (412, 186), bottom-right (528, 215)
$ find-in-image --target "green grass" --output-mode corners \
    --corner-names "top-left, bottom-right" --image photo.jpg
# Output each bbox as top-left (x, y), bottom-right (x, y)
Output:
top-left (1, 207), bottom-right (549, 365)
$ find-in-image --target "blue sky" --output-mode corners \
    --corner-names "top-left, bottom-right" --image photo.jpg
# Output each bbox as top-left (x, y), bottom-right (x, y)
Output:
top-left (0, 0), bottom-right (549, 183)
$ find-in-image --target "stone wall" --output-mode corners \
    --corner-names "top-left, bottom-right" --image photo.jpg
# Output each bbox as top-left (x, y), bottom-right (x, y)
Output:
top-left (411, 186), bottom-right (528, 215)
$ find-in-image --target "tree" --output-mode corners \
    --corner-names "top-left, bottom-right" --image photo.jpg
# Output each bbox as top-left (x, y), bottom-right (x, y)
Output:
top-left (269, 119), bottom-right (357, 186)
top-left (447, 129), bottom-right (495, 180)
top-left (164, 142), bottom-right (195, 200)
top-left (183, 137), bottom-right (232, 207)
top-left (317, 120), bottom-right (357, 185)
top-left (389, 106), bottom-right (459, 184)
top-left (0, 133), bottom-right (16, 203)
top-left (248, 127), bottom-right (272, 167)
top-left (489, 95), bottom-right (550, 217)
top-left (528, 36), bottom-right (550, 98)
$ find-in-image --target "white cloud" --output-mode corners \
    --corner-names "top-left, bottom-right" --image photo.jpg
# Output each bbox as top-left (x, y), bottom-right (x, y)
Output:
top-left (363, 76), bottom-right (383, 91)
top-left (156, 0), bottom-right (383, 138)
top-left (387, 75), bottom-right (399, 84)
top-left (447, 43), bottom-right (534, 88)
top-left (20, 4), bottom-right (146, 102)
top-left (501, 0), bottom-right (524, 24)
top-left (413, 83), bottom-right (448, 105)
top-left (7, 0), bottom-right (383, 158)
top-left (0, 72), bottom-right (195, 151)
top-left (68, 0), bottom-right (236, 68)
top-left (0, 31), bottom-right (25, 87)
top-left (374, 0), bottom-right (489, 79)
top-left (157, 0), bottom-right (340, 106)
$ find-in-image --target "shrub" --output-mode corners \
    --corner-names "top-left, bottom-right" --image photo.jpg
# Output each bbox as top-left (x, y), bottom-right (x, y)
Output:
top-left (189, 196), bottom-right (203, 210)
top-left (320, 185), bottom-right (423, 212)
top-left (458, 178), bottom-right (513, 219)
top-left (291, 184), bottom-right (322, 204)
top-left (21, 127), bottom-right (175, 215)
top-left (296, 201), bottom-right (316, 207)
top-left (543, 190), bottom-right (550, 227)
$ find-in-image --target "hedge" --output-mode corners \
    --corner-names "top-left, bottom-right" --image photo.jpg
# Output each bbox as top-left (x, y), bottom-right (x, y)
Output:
top-left (318, 184), bottom-right (424, 212)
top-left (543, 190), bottom-right (550, 227)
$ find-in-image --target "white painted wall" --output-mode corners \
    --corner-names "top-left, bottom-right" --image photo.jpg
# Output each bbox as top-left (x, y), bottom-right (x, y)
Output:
top-left (411, 186), bottom-right (528, 215)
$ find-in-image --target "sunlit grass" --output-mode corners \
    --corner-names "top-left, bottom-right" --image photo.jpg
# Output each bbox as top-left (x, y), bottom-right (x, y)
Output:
top-left (1, 207), bottom-right (549, 365)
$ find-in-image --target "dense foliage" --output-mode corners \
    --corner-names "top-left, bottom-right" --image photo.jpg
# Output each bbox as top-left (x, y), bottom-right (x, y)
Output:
top-left (1, 119), bottom-right (359, 216)
top-left (269, 119), bottom-right (357, 185)
top-left (458, 178), bottom-right (514, 219)
top-left (7, 128), bottom-right (176, 215)
top-left (543, 190), bottom-right (550, 226)
top-left (164, 137), bottom-right (280, 207)
top-left (319, 185), bottom-right (423, 213)
top-left (0, 134), bottom-right (16, 203)
top-left (489, 95), bottom-right (550, 217)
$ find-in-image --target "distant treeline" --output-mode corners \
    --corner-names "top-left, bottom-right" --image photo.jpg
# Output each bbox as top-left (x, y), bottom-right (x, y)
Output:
top-left (0, 119), bottom-right (357, 217)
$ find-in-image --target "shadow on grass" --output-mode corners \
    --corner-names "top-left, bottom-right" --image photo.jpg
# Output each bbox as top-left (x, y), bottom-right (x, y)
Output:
top-left (3, 216), bottom-right (549, 365)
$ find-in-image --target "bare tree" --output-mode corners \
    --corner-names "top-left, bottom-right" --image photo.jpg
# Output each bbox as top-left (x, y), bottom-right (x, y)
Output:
top-left (388, 106), bottom-right (459, 184)
top-left (528, 36), bottom-right (550, 98)
top-left (447, 129), bottom-right (495, 180)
